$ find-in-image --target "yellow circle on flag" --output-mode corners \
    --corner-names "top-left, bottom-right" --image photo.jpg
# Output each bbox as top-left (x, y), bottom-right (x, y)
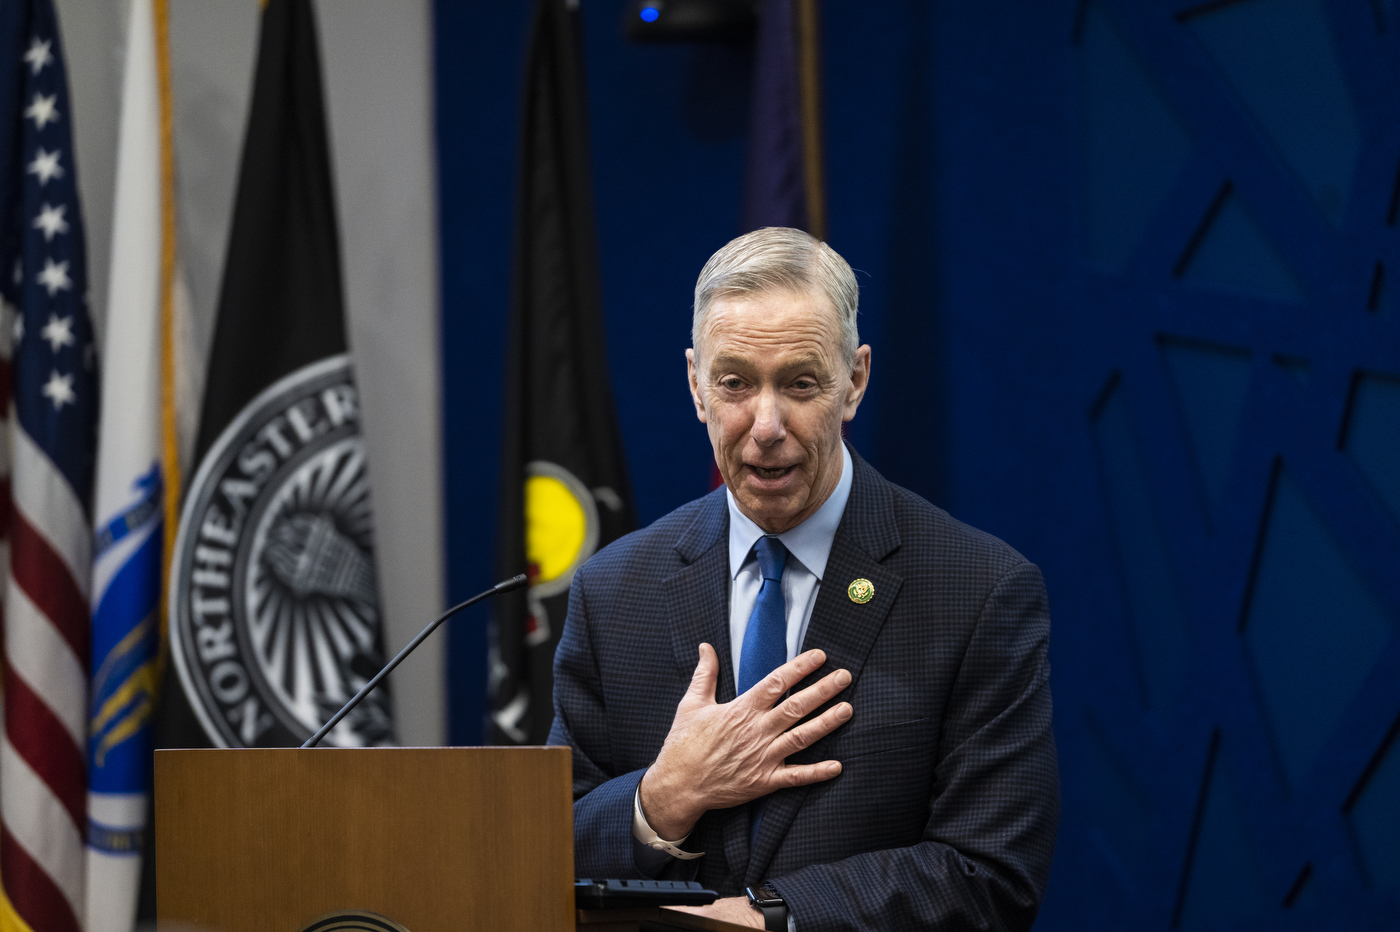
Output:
top-left (525, 474), bottom-right (588, 584)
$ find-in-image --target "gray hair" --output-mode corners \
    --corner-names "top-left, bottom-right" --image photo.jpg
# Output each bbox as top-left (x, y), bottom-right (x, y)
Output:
top-left (692, 227), bottom-right (859, 367)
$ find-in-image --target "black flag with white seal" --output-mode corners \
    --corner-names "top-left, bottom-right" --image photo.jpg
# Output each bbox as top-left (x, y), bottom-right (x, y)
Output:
top-left (156, 0), bottom-right (392, 753)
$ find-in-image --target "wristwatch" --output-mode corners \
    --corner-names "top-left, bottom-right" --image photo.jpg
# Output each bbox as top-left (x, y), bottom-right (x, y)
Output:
top-left (745, 883), bottom-right (787, 931)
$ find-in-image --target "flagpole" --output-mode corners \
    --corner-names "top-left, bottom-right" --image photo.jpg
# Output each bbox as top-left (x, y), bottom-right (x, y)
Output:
top-left (153, 0), bottom-right (179, 671)
top-left (795, 0), bottom-right (826, 241)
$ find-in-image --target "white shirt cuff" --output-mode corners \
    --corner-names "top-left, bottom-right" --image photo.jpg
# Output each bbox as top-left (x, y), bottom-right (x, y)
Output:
top-left (632, 786), bottom-right (704, 859)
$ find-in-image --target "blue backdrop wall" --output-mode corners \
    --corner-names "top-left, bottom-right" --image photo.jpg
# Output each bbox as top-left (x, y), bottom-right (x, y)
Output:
top-left (434, 1), bottom-right (1400, 928)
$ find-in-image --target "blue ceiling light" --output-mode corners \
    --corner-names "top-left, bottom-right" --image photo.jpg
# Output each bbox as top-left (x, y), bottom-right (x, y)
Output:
top-left (624, 0), bottom-right (756, 43)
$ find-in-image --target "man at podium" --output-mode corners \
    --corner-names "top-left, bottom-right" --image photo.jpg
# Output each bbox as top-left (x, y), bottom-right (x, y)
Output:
top-left (549, 228), bottom-right (1059, 931)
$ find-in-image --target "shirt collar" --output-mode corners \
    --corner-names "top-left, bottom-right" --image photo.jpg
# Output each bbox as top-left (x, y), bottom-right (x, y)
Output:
top-left (727, 443), bottom-right (853, 581)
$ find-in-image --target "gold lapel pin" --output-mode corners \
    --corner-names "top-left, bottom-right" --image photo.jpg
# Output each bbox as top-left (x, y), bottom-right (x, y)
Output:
top-left (847, 578), bottom-right (874, 604)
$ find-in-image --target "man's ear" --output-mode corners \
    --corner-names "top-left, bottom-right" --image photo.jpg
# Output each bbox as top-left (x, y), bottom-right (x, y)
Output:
top-left (686, 348), bottom-right (708, 424)
top-left (842, 345), bottom-right (872, 422)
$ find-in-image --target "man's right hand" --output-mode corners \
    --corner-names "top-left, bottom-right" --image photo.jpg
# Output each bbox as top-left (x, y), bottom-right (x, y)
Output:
top-left (638, 643), bottom-right (853, 841)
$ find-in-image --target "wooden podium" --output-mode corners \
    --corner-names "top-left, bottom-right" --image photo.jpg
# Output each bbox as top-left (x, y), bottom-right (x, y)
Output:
top-left (157, 747), bottom-right (572, 931)
top-left (156, 748), bottom-right (750, 932)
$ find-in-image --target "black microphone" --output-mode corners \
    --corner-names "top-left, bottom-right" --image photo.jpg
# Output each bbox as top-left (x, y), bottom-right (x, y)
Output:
top-left (301, 573), bottom-right (529, 749)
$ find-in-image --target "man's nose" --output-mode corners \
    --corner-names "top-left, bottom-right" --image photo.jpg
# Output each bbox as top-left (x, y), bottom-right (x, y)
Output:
top-left (750, 388), bottom-right (786, 445)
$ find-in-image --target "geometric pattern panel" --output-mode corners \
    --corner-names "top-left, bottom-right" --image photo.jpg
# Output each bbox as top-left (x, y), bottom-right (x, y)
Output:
top-left (1093, 377), bottom-right (1190, 717)
top-left (1344, 371), bottom-right (1400, 526)
top-left (1079, 1), bottom-right (1192, 270)
top-left (1085, 718), bottom-right (1153, 874)
top-left (1185, 0), bottom-right (1360, 226)
top-left (1242, 466), bottom-right (1394, 789)
top-left (1159, 337), bottom-right (1254, 515)
top-left (1179, 188), bottom-right (1305, 301)
top-left (1353, 728), bottom-right (1400, 891)
top-left (1177, 734), bottom-right (1268, 929)
top-left (1061, 0), bottom-right (1400, 928)
top-left (1274, 354), bottom-right (1311, 386)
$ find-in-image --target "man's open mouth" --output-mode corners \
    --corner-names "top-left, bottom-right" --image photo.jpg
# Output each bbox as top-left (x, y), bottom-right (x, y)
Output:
top-left (749, 464), bottom-right (794, 480)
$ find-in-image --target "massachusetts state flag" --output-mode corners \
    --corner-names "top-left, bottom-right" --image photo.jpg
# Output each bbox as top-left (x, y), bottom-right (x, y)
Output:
top-left (86, 0), bottom-right (177, 929)
top-left (0, 1), bottom-right (99, 931)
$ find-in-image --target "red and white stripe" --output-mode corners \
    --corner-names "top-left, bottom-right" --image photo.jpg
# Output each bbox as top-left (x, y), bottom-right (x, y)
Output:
top-left (1, 336), bottom-right (89, 932)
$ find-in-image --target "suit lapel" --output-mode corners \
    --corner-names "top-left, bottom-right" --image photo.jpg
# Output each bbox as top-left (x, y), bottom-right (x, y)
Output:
top-left (746, 450), bottom-right (905, 882)
top-left (663, 488), bottom-right (733, 696)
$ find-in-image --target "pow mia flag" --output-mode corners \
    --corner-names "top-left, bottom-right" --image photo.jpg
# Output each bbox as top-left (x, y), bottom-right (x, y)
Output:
top-left (156, 0), bottom-right (391, 752)
top-left (489, 0), bottom-right (636, 744)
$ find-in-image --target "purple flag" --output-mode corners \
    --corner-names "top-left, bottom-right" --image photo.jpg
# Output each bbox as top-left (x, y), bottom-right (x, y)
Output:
top-left (742, 0), bottom-right (818, 234)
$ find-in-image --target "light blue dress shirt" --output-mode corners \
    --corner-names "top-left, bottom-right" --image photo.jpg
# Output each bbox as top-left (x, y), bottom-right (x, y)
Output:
top-left (631, 445), bottom-right (854, 927)
top-left (724, 443), bottom-right (854, 684)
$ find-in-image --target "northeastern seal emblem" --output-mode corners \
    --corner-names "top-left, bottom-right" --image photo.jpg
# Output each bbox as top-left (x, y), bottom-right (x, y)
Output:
top-left (169, 355), bottom-right (392, 748)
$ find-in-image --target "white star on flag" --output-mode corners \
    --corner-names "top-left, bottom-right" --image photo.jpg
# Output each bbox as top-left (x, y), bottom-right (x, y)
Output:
top-left (37, 258), bottom-right (71, 296)
top-left (27, 148), bottom-right (63, 185)
top-left (40, 313), bottom-right (74, 353)
top-left (33, 203), bottom-right (68, 241)
top-left (24, 92), bottom-right (58, 130)
top-left (24, 37), bottom-right (53, 75)
top-left (13, 313), bottom-right (23, 343)
top-left (41, 369), bottom-right (75, 409)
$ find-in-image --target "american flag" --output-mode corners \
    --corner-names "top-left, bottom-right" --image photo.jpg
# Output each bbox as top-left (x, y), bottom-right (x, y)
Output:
top-left (0, 0), bottom-right (98, 929)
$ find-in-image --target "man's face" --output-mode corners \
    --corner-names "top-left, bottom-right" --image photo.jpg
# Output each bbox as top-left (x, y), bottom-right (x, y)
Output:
top-left (687, 287), bottom-right (871, 534)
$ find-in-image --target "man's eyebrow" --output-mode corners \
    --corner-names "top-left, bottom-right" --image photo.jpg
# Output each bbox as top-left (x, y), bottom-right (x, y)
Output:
top-left (709, 352), bottom-right (828, 369)
top-left (708, 353), bottom-right (832, 378)
top-left (708, 353), bottom-right (755, 372)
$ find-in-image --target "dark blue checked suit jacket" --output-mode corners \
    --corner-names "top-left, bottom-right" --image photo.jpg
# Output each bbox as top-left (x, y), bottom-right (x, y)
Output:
top-left (548, 448), bottom-right (1059, 931)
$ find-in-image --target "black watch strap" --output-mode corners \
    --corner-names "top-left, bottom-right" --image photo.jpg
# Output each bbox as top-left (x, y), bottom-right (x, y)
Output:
top-left (746, 884), bottom-right (787, 932)
top-left (753, 903), bottom-right (786, 932)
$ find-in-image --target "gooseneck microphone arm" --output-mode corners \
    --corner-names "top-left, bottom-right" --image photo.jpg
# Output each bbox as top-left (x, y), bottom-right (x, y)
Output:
top-left (301, 573), bottom-right (529, 749)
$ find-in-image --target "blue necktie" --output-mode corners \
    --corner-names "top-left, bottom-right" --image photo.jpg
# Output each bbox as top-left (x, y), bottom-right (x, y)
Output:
top-left (738, 537), bottom-right (788, 695)
top-left (737, 536), bottom-right (787, 848)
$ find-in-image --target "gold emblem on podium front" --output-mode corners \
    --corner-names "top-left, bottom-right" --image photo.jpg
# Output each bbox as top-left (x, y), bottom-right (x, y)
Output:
top-left (847, 578), bottom-right (874, 604)
top-left (299, 910), bottom-right (411, 932)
